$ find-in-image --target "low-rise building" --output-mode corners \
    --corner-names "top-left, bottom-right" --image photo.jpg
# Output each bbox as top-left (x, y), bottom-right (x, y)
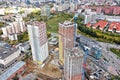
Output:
top-left (48, 37), bottom-right (58, 45)
top-left (84, 11), bottom-right (97, 24)
top-left (108, 22), bottom-right (120, 33)
top-left (0, 47), bottom-right (20, 70)
top-left (0, 61), bottom-right (26, 80)
top-left (8, 33), bottom-right (18, 41)
top-left (86, 23), bottom-right (92, 27)
top-left (93, 20), bottom-right (108, 30)
top-left (54, 3), bottom-right (69, 12)
top-left (18, 41), bottom-right (30, 53)
top-left (1, 27), bottom-right (8, 37)
top-left (1, 14), bottom-right (26, 37)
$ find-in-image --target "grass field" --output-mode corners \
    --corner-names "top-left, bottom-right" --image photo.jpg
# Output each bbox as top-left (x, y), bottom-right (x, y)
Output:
top-left (46, 13), bottom-right (73, 33)
top-left (24, 12), bottom-right (74, 33)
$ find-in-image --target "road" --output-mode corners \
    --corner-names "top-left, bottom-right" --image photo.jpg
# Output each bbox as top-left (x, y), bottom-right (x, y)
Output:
top-left (77, 34), bottom-right (120, 73)
top-left (98, 42), bottom-right (120, 71)
top-left (98, 42), bottom-right (120, 50)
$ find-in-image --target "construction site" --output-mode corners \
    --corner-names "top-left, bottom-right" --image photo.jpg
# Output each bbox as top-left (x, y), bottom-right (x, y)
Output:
top-left (19, 10), bottom-right (119, 80)
top-left (22, 54), bottom-right (63, 80)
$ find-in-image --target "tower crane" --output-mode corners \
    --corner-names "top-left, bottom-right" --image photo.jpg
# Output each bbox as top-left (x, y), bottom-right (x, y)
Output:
top-left (70, 13), bottom-right (87, 80)
top-left (70, 13), bottom-right (88, 80)
top-left (72, 12), bottom-right (102, 80)
top-left (70, 13), bottom-right (78, 47)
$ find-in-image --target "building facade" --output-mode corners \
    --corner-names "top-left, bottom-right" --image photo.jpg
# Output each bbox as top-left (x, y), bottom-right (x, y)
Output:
top-left (58, 21), bottom-right (77, 62)
top-left (27, 21), bottom-right (48, 64)
top-left (64, 47), bottom-right (84, 80)
top-left (8, 33), bottom-right (18, 41)
top-left (15, 15), bottom-right (26, 32)
top-left (0, 47), bottom-right (20, 70)
top-left (2, 15), bottom-right (26, 37)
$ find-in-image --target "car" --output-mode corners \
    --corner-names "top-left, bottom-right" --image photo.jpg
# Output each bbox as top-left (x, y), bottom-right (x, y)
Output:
top-left (93, 73), bottom-right (98, 77)
top-left (98, 69), bottom-right (103, 72)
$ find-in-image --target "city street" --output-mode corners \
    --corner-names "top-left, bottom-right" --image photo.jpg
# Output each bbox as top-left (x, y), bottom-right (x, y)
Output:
top-left (98, 42), bottom-right (120, 71)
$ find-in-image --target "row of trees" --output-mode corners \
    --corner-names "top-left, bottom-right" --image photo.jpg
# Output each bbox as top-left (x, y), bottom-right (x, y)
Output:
top-left (110, 48), bottom-right (120, 58)
top-left (23, 11), bottom-right (42, 22)
top-left (77, 20), bottom-right (120, 45)
top-left (111, 76), bottom-right (120, 80)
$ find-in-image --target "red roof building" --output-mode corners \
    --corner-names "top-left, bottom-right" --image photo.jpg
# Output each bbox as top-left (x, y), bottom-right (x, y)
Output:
top-left (108, 22), bottom-right (120, 33)
top-left (86, 23), bottom-right (92, 27)
top-left (93, 20), bottom-right (108, 30)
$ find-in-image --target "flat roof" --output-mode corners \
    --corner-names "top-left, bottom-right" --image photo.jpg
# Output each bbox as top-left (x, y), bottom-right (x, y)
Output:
top-left (59, 21), bottom-right (74, 27)
top-left (66, 47), bottom-right (84, 57)
top-left (20, 41), bottom-right (29, 47)
top-left (0, 61), bottom-right (26, 80)
top-left (0, 47), bottom-right (18, 59)
top-left (27, 21), bottom-right (45, 27)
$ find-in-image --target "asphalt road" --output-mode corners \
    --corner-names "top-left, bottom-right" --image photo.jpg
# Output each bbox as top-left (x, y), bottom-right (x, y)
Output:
top-left (98, 42), bottom-right (120, 71)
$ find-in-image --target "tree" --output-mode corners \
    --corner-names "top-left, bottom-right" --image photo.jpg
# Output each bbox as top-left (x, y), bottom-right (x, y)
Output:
top-left (18, 31), bottom-right (29, 42)
top-left (111, 76), bottom-right (120, 80)
top-left (0, 30), bottom-right (3, 35)
top-left (0, 22), bottom-right (4, 27)
top-left (19, 10), bottom-right (25, 14)
top-left (47, 32), bottom-right (51, 38)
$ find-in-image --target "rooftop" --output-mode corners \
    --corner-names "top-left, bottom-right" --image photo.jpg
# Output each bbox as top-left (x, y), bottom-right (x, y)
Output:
top-left (107, 66), bottom-right (118, 76)
top-left (86, 23), bottom-right (92, 27)
top-left (108, 22), bottom-right (120, 31)
top-left (66, 47), bottom-right (84, 57)
top-left (27, 21), bottom-right (46, 27)
top-left (93, 20), bottom-right (108, 29)
top-left (0, 61), bottom-right (26, 80)
top-left (59, 21), bottom-right (74, 27)
top-left (0, 47), bottom-right (18, 59)
top-left (19, 41), bottom-right (29, 47)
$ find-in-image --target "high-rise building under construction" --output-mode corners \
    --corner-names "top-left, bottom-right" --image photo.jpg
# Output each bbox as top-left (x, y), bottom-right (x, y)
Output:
top-left (58, 21), bottom-right (77, 62)
top-left (64, 47), bottom-right (84, 80)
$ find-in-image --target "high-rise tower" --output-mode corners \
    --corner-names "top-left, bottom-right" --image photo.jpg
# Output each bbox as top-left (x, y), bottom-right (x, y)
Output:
top-left (64, 47), bottom-right (84, 80)
top-left (27, 21), bottom-right (48, 64)
top-left (58, 21), bottom-right (77, 62)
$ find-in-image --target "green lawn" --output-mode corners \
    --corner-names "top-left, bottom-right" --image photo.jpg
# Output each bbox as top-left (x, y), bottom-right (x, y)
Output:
top-left (46, 14), bottom-right (69, 33)
top-left (24, 12), bottom-right (74, 33)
